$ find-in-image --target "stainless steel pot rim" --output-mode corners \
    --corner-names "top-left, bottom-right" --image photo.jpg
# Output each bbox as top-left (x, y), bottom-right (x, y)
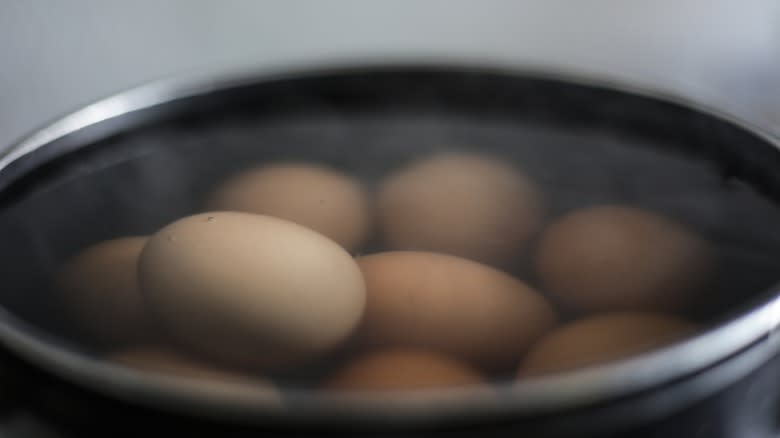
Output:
top-left (1, 62), bottom-right (780, 421)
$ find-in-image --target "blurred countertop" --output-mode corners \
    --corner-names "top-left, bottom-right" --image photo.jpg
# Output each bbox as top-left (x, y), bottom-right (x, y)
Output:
top-left (1, 0), bottom-right (779, 149)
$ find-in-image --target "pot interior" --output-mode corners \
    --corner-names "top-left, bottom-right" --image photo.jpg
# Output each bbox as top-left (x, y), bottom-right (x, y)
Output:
top-left (1, 67), bottom-right (780, 410)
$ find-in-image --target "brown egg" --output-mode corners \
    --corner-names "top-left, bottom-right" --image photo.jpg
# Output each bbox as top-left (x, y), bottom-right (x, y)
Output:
top-left (356, 251), bottom-right (557, 372)
top-left (323, 348), bottom-right (486, 392)
top-left (56, 236), bottom-right (149, 346)
top-left (109, 346), bottom-right (281, 404)
top-left (208, 163), bottom-right (370, 252)
top-left (536, 206), bottom-right (712, 314)
top-left (517, 312), bottom-right (698, 377)
top-left (377, 153), bottom-right (543, 266)
top-left (139, 212), bottom-right (366, 370)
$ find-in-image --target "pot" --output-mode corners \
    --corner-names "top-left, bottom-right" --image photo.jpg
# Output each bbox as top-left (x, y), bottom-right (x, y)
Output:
top-left (1, 64), bottom-right (780, 437)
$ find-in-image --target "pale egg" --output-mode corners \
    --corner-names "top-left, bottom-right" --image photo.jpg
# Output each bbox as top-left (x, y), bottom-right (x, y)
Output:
top-left (138, 212), bottom-right (366, 370)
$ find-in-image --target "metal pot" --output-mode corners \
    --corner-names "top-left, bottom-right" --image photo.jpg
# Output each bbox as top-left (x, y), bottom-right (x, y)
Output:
top-left (1, 65), bottom-right (780, 437)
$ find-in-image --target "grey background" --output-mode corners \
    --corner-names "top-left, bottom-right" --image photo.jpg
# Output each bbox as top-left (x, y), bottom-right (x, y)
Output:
top-left (1, 0), bottom-right (779, 149)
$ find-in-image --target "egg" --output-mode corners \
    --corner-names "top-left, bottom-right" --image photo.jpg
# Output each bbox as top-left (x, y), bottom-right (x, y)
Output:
top-left (109, 345), bottom-right (281, 404)
top-left (377, 152), bottom-right (543, 266)
top-left (138, 212), bottom-right (366, 370)
top-left (517, 312), bottom-right (698, 377)
top-left (323, 348), bottom-right (486, 392)
top-left (356, 251), bottom-right (557, 372)
top-left (56, 236), bottom-right (149, 346)
top-left (208, 163), bottom-right (370, 252)
top-left (536, 205), bottom-right (712, 314)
